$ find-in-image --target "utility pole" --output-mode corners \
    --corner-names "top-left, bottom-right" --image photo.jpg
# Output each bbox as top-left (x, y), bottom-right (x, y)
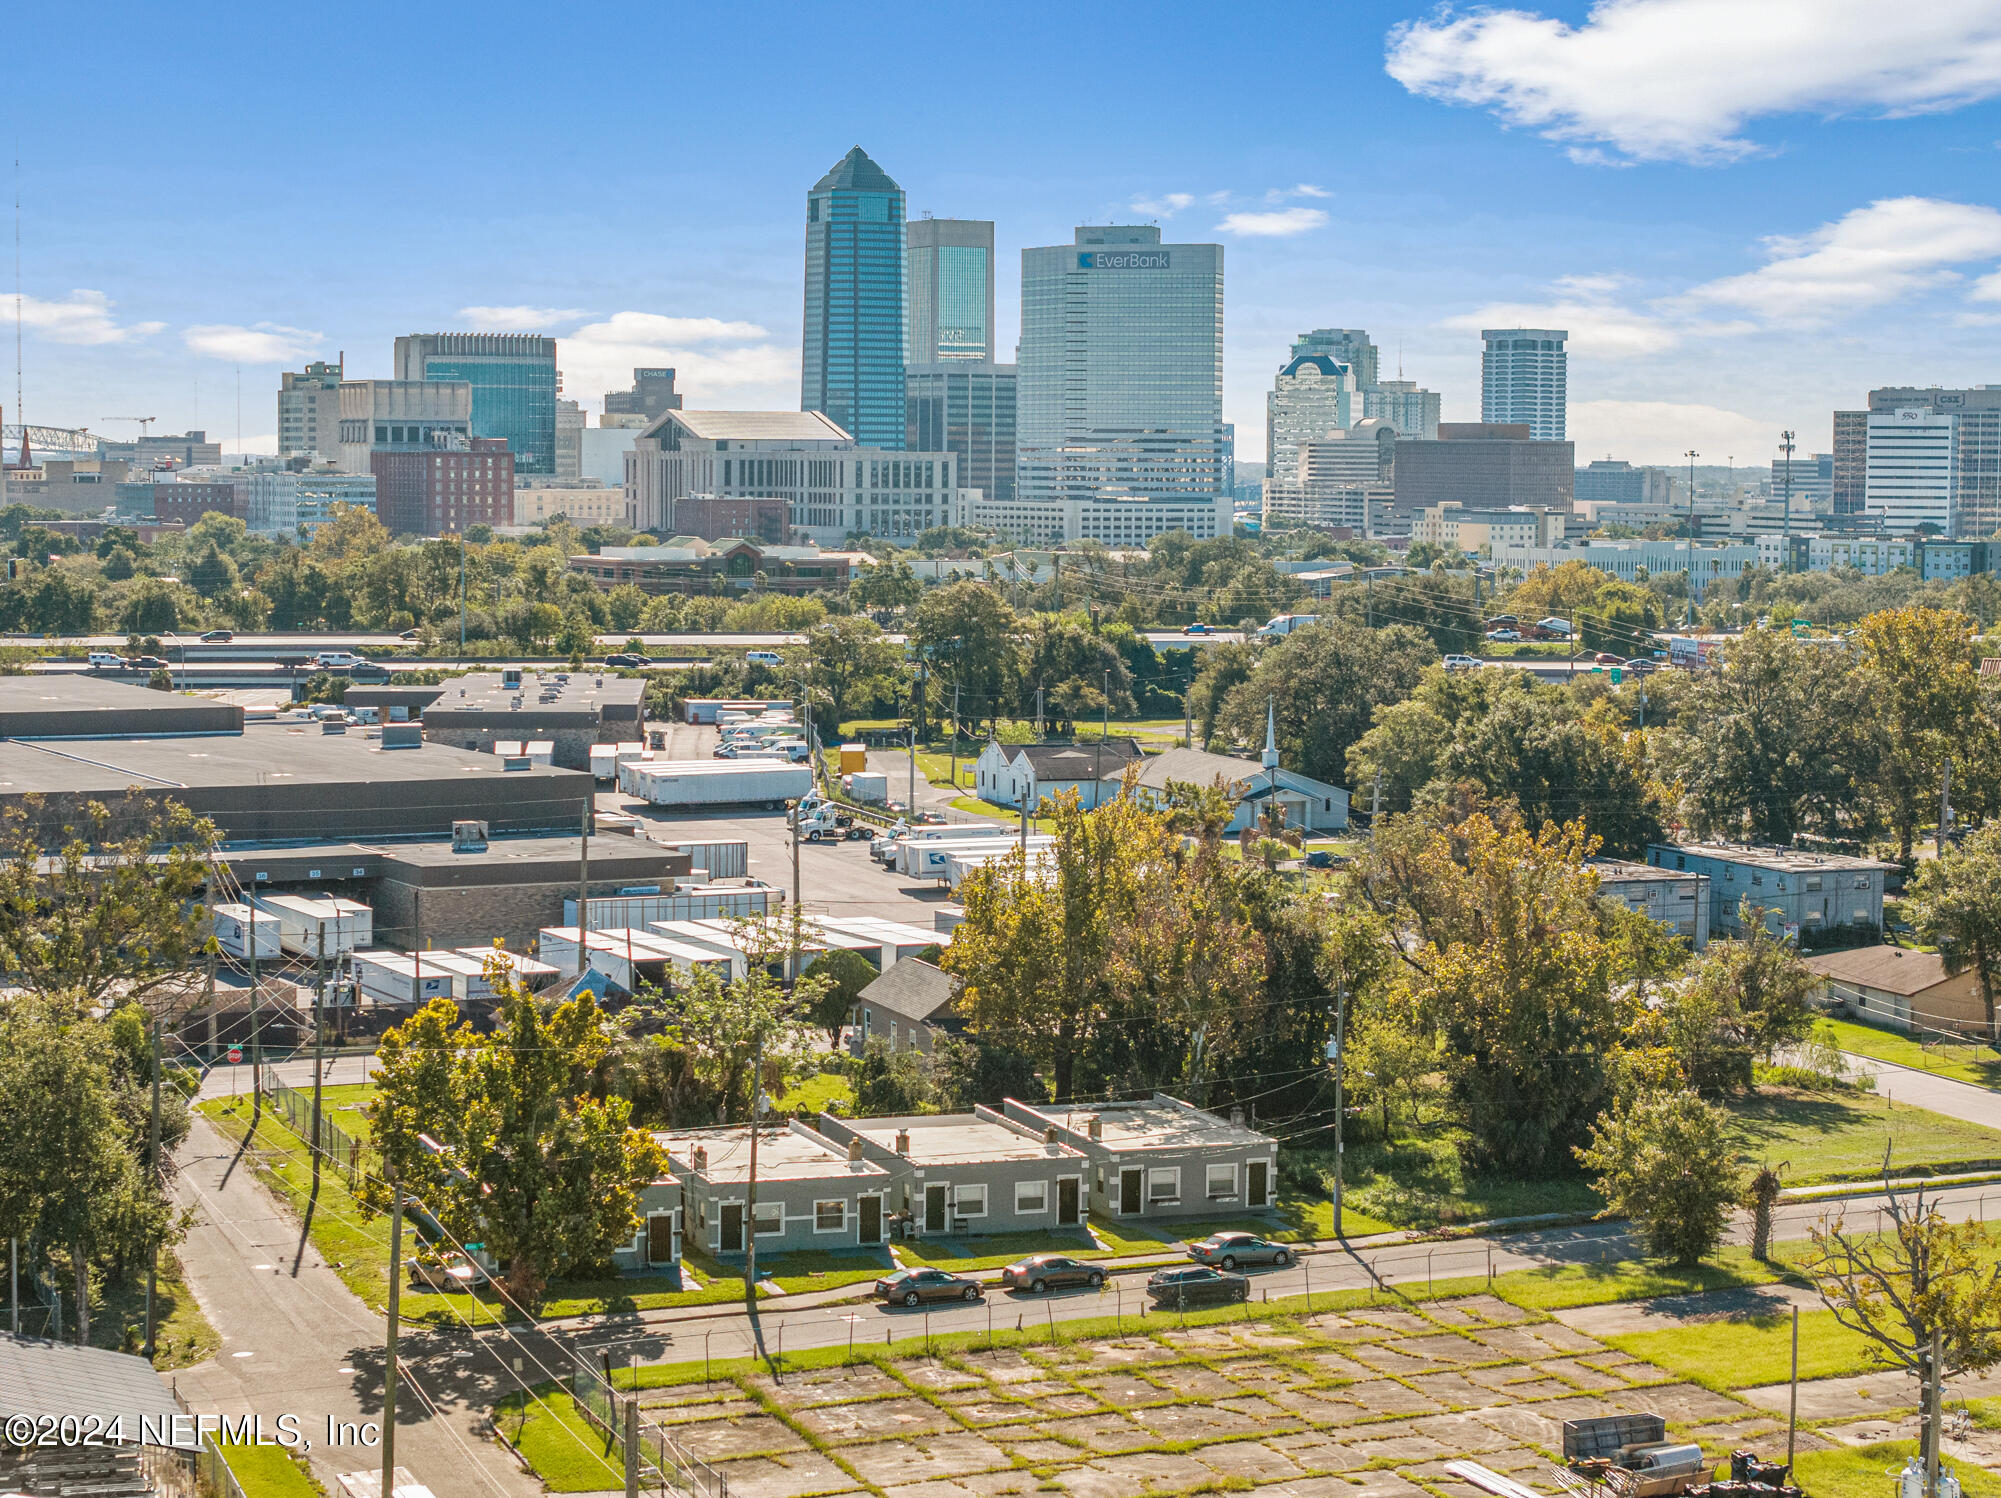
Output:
top-left (143, 1016), bottom-right (161, 1359)
top-left (578, 802), bottom-right (592, 953)
top-left (950, 682), bottom-right (960, 787)
top-left (1683, 450), bottom-right (1699, 628)
top-left (1035, 683), bottom-right (1043, 740)
top-left (312, 927), bottom-right (326, 1198)
top-left (1329, 982), bottom-right (1347, 1238)
top-left (745, 1032), bottom-right (764, 1290)
top-left (459, 533), bottom-right (467, 659)
top-left (789, 799), bottom-right (803, 977)
top-left (1779, 429), bottom-right (1796, 573)
top-left (907, 725), bottom-right (916, 811)
top-left (9, 1238), bottom-right (15, 1336)
top-left (248, 901), bottom-right (262, 1130)
top-left (1926, 1325), bottom-right (1944, 1495)
top-left (1095, 670), bottom-right (1108, 793)
top-left (383, 1170), bottom-right (401, 1498)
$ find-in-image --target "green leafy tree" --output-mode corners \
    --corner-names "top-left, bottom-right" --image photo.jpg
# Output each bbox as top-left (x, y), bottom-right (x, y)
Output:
top-left (367, 985), bottom-right (667, 1305)
top-left (1907, 823), bottom-right (2001, 1032)
top-left (910, 580), bottom-right (1016, 734)
top-left (852, 560), bottom-right (923, 613)
top-left (931, 1034), bottom-right (1042, 1111)
top-left (1579, 579), bottom-right (1661, 655)
top-left (1214, 618), bottom-right (1435, 784)
top-left (852, 1038), bottom-right (933, 1115)
top-left (1690, 903), bottom-right (1822, 1060)
top-left (1576, 1090), bottom-right (1740, 1265)
top-left (1859, 606), bottom-right (1987, 860)
top-left (804, 616), bottom-right (904, 735)
top-left (800, 948), bottom-right (878, 1048)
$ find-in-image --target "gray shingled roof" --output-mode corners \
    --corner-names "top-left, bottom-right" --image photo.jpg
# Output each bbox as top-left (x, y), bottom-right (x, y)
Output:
top-left (1802, 944), bottom-right (1956, 997)
top-left (858, 958), bottom-right (956, 1027)
top-left (0, 1335), bottom-right (184, 1438)
top-left (1010, 739), bottom-right (1144, 781)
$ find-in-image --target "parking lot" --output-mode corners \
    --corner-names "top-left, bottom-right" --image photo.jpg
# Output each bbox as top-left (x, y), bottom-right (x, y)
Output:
top-left (600, 718), bottom-right (975, 929)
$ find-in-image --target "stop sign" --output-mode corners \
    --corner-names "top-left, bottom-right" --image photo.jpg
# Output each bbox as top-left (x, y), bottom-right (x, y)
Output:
top-left (226, 1047), bottom-right (243, 1064)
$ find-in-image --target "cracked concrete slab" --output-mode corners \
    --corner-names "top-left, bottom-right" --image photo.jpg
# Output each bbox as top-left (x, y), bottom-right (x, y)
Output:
top-left (710, 1451), bottom-right (861, 1498)
top-left (791, 1395), bottom-right (960, 1442)
top-left (669, 1415), bottom-right (809, 1460)
top-left (842, 1432), bottom-right (1012, 1485)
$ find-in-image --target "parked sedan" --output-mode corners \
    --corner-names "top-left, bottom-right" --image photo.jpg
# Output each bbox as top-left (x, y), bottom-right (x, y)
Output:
top-left (1000, 1255), bottom-right (1106, 1294)
top-left (1187, 1232), bottom-right (1294, 1270)
top-left (604, 652), bottom-right (651, 668)
top-left (1145, 1266), bottom-right (1249, 1309)
top-left (874, 1267), bottom-right (984, 1307)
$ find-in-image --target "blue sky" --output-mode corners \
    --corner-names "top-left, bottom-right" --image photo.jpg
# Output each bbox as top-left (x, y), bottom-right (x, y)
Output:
top-left (7, 0), bottom-right (2001, 465)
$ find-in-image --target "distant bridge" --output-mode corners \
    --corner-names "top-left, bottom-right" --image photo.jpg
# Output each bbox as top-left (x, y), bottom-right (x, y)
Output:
top-left (1, 423), bottom-right (102, 460)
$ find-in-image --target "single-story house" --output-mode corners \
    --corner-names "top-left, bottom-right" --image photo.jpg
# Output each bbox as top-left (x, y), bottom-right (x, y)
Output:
top-left (1128, 747), bottom-right (1348, 834)
top-left (975, 737), bottom-right (1145, 811)
top-left (851, 958), bottom-right (958, 1055)
top-left (656, 1122), bottom-right (894, 1257)
top-left (812, 1107), bottom-right (1089, 1237)
top-left (1803, 944), bottom-right (1991, 1036)
top-left (1001, 1094), bottom-right (1279, 1222)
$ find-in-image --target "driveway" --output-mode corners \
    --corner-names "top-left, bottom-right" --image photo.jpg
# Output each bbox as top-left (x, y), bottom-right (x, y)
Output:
top-left (1836, 1051), bottom-right (2001, 1131)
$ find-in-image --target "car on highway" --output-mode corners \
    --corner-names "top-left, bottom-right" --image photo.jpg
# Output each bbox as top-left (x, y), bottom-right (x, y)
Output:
top-left (1187, 1232), bottom-right (1295, 1270)
top-left (312, 650), bottom-right (366, 670)
top-left (87, 650), bottom-right (124, 669)
top-left (1535, 617), bottom-right (1574, 638)
top-left (351, 663), bottom-right (392, 685)
top-left (604, 652), bottom-right (651, 668)
top-left (1183, 622), bottom-right (1213, 634)
top-left (744, 649), bottom-right (784, 667)
top-left (1000, 1255), bottom-right (1106, 1294)
top-left (1442, 653), bottom-right (1482, 671)
top-left (399, 628), bottom-right (423, 641)
top-left (874, 1267), bottom-right (984, 1307)
top-left (1623, 656), bottom-right (1660, 674)
top-left (1593, 652), bottom-right (1622, 665)
top-left (1145, 1266), bottom-right (1248, 1309)
top-left (129, 655), bottom-right (169, 671)
top-left (1484, 629), bottom-right (1521, 642)
top-left (199, 629), bottom-right (234, 642)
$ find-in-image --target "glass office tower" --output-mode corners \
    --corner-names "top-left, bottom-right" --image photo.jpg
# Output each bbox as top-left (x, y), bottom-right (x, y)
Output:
top-left (393, 333), bottom-right (558, 475)
top-left (907, 219), bottom-right (995, 363)
top-left (906, 362), bottom-right (1016, 502)
top-left (802, 147), bottom-right (907, 449)
top-left (1017, 226), bottom-right (1225, 507)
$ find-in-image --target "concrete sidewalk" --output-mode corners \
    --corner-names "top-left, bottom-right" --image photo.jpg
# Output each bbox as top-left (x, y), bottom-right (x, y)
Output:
top-left (1837, 1050), bottom-right (2001, 1131)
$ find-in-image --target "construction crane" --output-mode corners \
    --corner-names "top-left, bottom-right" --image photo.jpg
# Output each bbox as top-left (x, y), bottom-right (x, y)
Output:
top-left (102, 416), bottom-right (158, 435)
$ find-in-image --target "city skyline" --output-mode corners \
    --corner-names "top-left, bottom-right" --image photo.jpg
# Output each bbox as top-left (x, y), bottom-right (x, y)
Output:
top-left (4, 0), bottom-right (2000, 466)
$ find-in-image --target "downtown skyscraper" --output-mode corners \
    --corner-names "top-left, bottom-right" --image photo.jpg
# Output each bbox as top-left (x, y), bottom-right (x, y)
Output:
top-left (802, 146), bottom-right (907, 449)
top-left (906, 218), bottom-right (995, 363)
top-left (1480, 327), bottom-right (1568, 441)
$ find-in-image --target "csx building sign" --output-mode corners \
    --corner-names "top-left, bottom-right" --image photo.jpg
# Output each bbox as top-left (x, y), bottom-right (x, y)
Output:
top-left (1078, 250), bottom-right (1171, 269)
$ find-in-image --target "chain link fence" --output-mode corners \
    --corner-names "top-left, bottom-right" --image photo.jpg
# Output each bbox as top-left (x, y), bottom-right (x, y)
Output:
top-left (258, 1067), bottom-right (370, 1190)
top-left (570, 1348), bottom-right (730, 1498)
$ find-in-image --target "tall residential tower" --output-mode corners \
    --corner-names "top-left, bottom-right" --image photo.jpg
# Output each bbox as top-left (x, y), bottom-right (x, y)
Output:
top-left (802, 147), bottom-right (907, 449)
top-left (1480, 328), bottom-right (1567, 442)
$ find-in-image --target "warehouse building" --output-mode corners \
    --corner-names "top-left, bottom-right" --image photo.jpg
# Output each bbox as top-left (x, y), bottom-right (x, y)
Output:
top-left (343, 670), bottom-right (646, 771)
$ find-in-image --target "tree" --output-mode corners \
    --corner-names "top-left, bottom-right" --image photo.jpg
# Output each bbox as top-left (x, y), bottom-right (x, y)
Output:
top-left (1746, 1162), bottom-right (1786, 1262)
top-left (853, 1038), bottom-right (933, 1115)
top-left (1011, 615), bottom-right (1131, 729)
top-left (1362, 812), bottom-right (1620, 1174)
top-left (1908, 824), bottom-right (2001, 1032)
top-left (910, 581), bottom-right (1016, 733)
top-left (852, 560), bottom-right (922, 613)
top-left (120, 579), bottom-right (179, 635)
top-left (367, 985), bottom-right (667, 1305)
top-left (1687, 905), bottom-right (1821, 1061)
top-left (1580, 579), bottom-right (1661, 656)
top-left (800, 948), bottom-right (878, 1048)
top-left (0, 793), bottom-right (218, 1010)
top-left (1804, 1179), bottom-right (2001, 1474)
top-left (1213, 619), bottom-right (1435, 784)
top-left (1576, 1090), bottom-right (1740, 1266)
top-left (804, 616), bottom-right (905, 735)
top-left (1672, 626), bottom-right (1878, 844)
top-left (187, 544), bottom-right (238, 600)
top-left (931, 1034), bottom-right (1042, 1111)
top-left (1859, 606), bottom-right (1986, 860)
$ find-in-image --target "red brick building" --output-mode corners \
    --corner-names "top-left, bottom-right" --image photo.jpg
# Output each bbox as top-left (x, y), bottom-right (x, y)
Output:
top-left (673, 494), bottom-right (788, 544)
top-left (150, 483), bottom-right (245, 527)
top-left (370, 438), bottom-right (514, 536)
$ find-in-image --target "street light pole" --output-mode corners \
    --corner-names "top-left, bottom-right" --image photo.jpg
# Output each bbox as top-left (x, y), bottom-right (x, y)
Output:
top-left (1683, 449), bottom-right (1699, 627)
top-left (1779, 429), bottom-right (1796, 574)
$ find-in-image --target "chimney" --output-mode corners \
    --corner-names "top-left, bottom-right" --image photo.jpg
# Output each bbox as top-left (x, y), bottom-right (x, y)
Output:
top-left (1230, 1106), bottom-right (1245, 1127)
top-left (894, 1128), bottom-right (910, 1155)
top-left (1044, 1126), bottom-right (1059, 1144)
top-left (1088, 1117), bottom-right (1103, 1142)
top-left (848, 1136), bottom-right (864, 1163)
top-left (691, 1145), bottom-right (708, 1171)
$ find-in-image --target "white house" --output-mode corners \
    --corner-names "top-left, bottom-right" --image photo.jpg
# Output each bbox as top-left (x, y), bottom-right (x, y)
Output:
top-left (974, 737), bottom-right (1144, 812)
top-left (1128, 707), bottom-right (1348, 834)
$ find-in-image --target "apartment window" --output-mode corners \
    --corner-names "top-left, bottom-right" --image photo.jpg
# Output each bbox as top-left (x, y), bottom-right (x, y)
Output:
top-left (955, 1184), bottom-right (987, 1217)
top-left (1206, 1164), bottom-right (1236, 1200)
top-left (1855, 909), bottom-right (1871, 923)
top-left (814, 1200), bottom-right (846, 1232)
top-left (1805, 876), bottom-right (1823, 892)
top-left (753, 1202), bottom-right (783, 1236)
top-left (1854, 876), bottom-right (1871, 890)
top-left (1147, 1167), bottom-right (1180, 1204)
top-left (1015, 1180), bottom-right (1047, 1214)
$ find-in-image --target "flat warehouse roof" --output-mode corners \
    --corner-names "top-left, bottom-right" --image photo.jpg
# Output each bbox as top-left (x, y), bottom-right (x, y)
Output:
top-left (0, 676), bottom-right (243, 737)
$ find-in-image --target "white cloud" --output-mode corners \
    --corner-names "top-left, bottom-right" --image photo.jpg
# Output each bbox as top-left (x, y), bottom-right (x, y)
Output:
top-left (1569, 399), bottom-right (1784, 465)
top-left (1966, 266), bottom-right (2001, 301)
top-left (1292, 183), bottom-right (1331, 199)
top-left (458, 304), bottom-right (589, 331)
top-left (1683, 196), bottom-right (2001, 322)
top-left (1130, 192), bottom-right (1194, 217)
top-left (1441, 282), bottom-right (1707, 358)
top-left (183, 323), bottom-right (321, 364)
top-left (17, 290), bottom-right (163, 346)
top-left (557, 310), bottom-right (795, 412)
top-left (1385, 0), bottom-right (2001, 164)
top-left (1216, 207), bottom-right (1329, 238)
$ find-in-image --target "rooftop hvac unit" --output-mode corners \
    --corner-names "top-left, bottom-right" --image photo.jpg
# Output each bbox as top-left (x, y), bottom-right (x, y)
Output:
top-left (381, 723), bottom-right (421, 749)
top-left (501, 755), bottom-right (532, 771)
top-left (321, 719), bottom-right (347, 734)
top-left (453, 820), bottom-right (490, 851)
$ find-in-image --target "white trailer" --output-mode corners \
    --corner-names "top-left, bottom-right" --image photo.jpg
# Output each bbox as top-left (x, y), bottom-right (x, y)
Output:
top-left (943, 845), bottom-right (1057, 891)
top-left (895, 832), bottom-right (1046, 878)
top-left (538, 926), bottom-right (734, 988)
top-left (350, 950), bottom-right (462, 1006)
top-left (847, 771), bottom-right (889, 804)
top-left (661, 839), bottom-right (750, 880)
top-left (817, 915), bottom-right (954, 964)
top-left (253, 894), bottom-right (373, 957)
top-left (211, 902), bottom-right (283, 961)
top-left (621, 759), bottom-right (812, 809)
top-left (563, 885), bottom-right (778, 933)
top-left (590, 744), bottom-right (618, 781)
top-left (450, 946), bottom-right (561, 999)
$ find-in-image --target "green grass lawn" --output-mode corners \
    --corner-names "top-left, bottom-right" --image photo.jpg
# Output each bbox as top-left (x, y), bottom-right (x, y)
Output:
top-left (1794, 1442), bottom-right (2001, 1498)
top-left (1604, 1305), bottom-right (1886, 1391)
top-left (494, 1387), bottom-right (630, 1493)
top-left (680, 1244), bottom-right (891, 1296)
top-left (216, 1439), bottom-right (328, 1497)
top-left (1164, 1199), bottom-right (1399, 1242)
top-left (88, 1251), bottom-right (220, 1370)
top-left (315, 1081), bottom-right (375, 1140)
top-left (1491, 1249), bottom-right (1794, 1312)
top-left (897, 1229), bottom-right (1112, 1273)
top-left (774, 1069), bottom-right (852, 1116)
top-left (1721, 1085), bottom-right (2001, 1182)
top-left (1818, 1017), bottom-right (2001, 1090)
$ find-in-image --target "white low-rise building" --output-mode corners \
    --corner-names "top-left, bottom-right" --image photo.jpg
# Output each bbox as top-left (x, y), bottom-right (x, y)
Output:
top-left (1493, 539), bottom-right (1760, 599)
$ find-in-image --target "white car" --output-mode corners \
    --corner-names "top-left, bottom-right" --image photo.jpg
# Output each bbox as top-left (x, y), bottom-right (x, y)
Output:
top-left (313, 650), bottom-right (365, 670)
top-left (1443, 654), bottom-right (1483, 671)
top-left (87, 651), bottom-right (124, 669)
top-left (744, 649), bottom-right (784, 667)
top-left (1484, 629), bottom-right (1522, 642)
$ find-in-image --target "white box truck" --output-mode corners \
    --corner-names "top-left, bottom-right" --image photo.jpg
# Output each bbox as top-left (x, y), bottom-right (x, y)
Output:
top-left (254, 894), bottom-right (373, 957)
